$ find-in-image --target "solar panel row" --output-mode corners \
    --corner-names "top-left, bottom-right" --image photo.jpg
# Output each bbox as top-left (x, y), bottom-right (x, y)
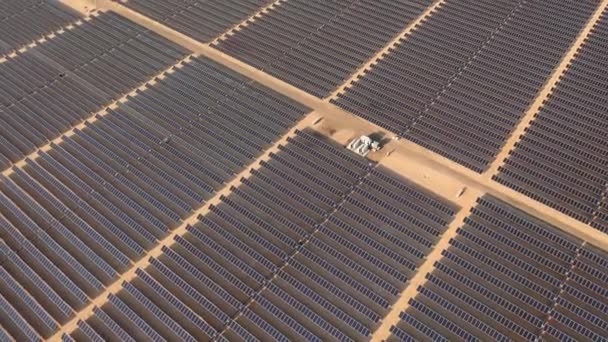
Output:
top-left (68, 129), bottom-right (455, 341)
top-left (69, 320), bottom-right (104, 342)
top-left (333, 0), bottom-right (519, 131)
top-left (0, 0), bottom-right (80, 55)
top-left (495, 10), bottom-right (608, 233)
top-left (0, 0), bottom-right (43, 20)
top-left (332, 0), bottom-right (600, 172)
top-left (387, 196), bottom-right (608, 341)
top-left (0, 293), bottom-right (41, 341)
top-left (119, 0), bottom-right (274, 43)
top-left (1, 0), bottom-right (605, 340)
top-left (544, 245), bottom-right (608, 341)
top-left (215, 0), bottom-right (433, 98)
top-left (401, 0), bottom-right (599, 173)
top-left (0, 11), bottom-right (190, 171)
top-left (592, 198), bottom-right (608, 234)
top-left (0, 53), bottom-right (309, 340)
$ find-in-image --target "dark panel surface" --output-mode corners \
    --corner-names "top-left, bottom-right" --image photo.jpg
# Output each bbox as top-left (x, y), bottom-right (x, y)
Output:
top-left (0, 0), bottom-right (80, 55)
top-left (333, 0), bottom-right (599, 172)
top-left (216, 0), bottom-right (432, 97)
top-left (495, 11), bottom-right (608, 231)
top-left (543, 245), bottom-right (608, 341)
top-left (386, 196), bottom-right (606, 342)
top-left (0, 11), bottom-right (190, 171)
top-left (333, 0), bottom-right (521, 129)
top-left (592, 197), bottom-right (608, 234)
top-left (72, 129), bottom-right (455, 341)
top-left (120, 0), bottom-right (273, 42)
top-left (403, 0), bottom-right (599, 172)
top-left (0, 56), bottom-right (309, 341)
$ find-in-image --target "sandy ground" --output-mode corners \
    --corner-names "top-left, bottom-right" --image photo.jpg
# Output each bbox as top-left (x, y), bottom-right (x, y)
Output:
top-left (28, 0), bottom-right (608, 339)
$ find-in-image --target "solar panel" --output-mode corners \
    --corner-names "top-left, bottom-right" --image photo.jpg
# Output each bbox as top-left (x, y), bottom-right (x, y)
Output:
top-left (183, 225), bottom-right (266, 286)
top-left (0, 0), bottom-right (79, 55)
top-left (9, 168), bottom-right (133, 271)
top-left (120, 0), bottom-right (275, 43)
top-left (216, 0), bottom-right (433, 97)
top-left (133, 269), bottom-right (217, 340)
top-left (120, 282), bottom-right (197, 341)
top-left (288, 259), bottom-right (381, 323)
top-left (333, 0), bottom-right (599, 172)
top-left (63, 129), bottom-right (454, 340)
top-left (105, 294), bottom-right (166, 342)
top-left (239, 299), bottom-right (298, 341)
top-left (495, 11), bottom-right (608, 233)
top-left (96, 113), bottom-right (217, 198)
top-left (4, 2), bottom-right (606, 340)
top-left (1, 196), bottom-right (105, 297)
top-left (1, 177), bottom-right (118, 282)
top-left (73, 129), bottom-right (192, 214)
top-left (426, 273), bottom-right (535, 340)
top-left (300, 241), bottom-right (395, 306)
top-left (0, 244), bottom-right (74, 322)
top-left (72, 320), bottom-right (104, 342)
top-left (265, 282), bottom-right (351, 341)
top-left (0, 214), bottom-right (91, 307)
top-left (0, 11), bottom-right (190, 171)
top-left (198, 213), bottom-right (279, 276)
top-left (319, 218), bottom-right (413, 281)
top-left (218, 194), bottom-right (298, 253)
top-left (88, 307), bottom-right (135, 342)
top-left (387, 325), bottom-right (416, 342)
top-left (0, 267), bottom-right (58, 337)
top-left (163, 247), bottom-right (243, 312)
top-left (543, 245), bottom-right (608, 340)
top-left (386, 195), bottom-right (601, 341)
top-left (0, 42), bottom-right (308, 338)
top-left (392, 312), bottom-right (447, 342)
top-left (173, 235), bottom-right (255, 299)
top-left (0, 293), bottom-right (41, 341)
top-left (227, 186), bottom-right (309, 241)
top-left (135, 259), bottom-right (225, 335)
top-left (48, 144), bottom-right (169, 233)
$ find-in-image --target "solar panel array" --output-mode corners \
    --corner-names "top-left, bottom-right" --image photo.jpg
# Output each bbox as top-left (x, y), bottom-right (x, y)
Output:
top-left (593, 199), bottom-right (608, 234)
top-left (387, 196), bottom-right (608, 341)
top-left (495, 10), bottom-right (608, 233)
top-left (0, 54), bottom-right (309, 340)
top-left (64, 129), bottom-right (455, 341)
top-left (543, 245), bottom-right (608, 341)
top-left (0, 11), bottom-right (190, 171)
top-left (1, 0), bottom-right (608, 340)
top-left (334, 0), bottom-right (520, 131)
top-left (118, 0), bottom-right (274, 43)
top-left (215, 0), bottom-right (433, 98)
top-left (0, 0), bottom-right (80, 55)
top-left (332, 0), bottom-right (600, 172)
